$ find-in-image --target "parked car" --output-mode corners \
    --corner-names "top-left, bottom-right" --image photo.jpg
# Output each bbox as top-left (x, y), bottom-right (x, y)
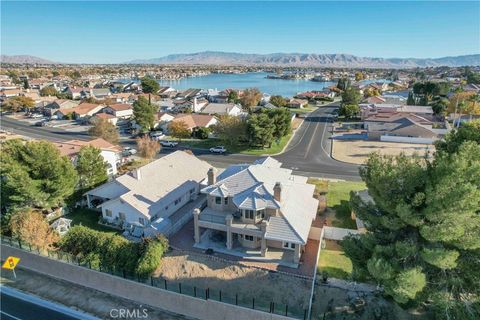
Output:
top-left (149, 131), bottom-right (165, 140)
top-left (160, 140), bottom-right (178, 147)
top-left (30, 113), bottom-right (44, 119)
top-left (209, 146), bottom-right (227, 154)
top-left (122, 147), bottom-right (137, 156)
top-left (35, 120), bottom-right (46, 127)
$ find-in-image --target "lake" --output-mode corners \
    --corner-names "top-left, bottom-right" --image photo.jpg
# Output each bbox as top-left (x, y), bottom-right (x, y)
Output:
top-left (118, 72), bottom-right (389, 97)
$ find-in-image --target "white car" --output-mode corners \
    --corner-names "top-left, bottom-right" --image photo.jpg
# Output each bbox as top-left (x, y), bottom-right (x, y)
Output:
top-left (123, 147), bottom-right (137, 156)
top-left (160, 140), bottom-right (178, 147)
top-left (209, 146), bottom-right (226, 154)
top-left (149, 131), bottom-right (164, 140)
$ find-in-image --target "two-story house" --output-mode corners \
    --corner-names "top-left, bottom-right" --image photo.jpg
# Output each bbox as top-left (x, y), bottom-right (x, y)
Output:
top-left (193, 157), bottom-right (319, 267)
top-left (85, 151), bottom-right (212, 236)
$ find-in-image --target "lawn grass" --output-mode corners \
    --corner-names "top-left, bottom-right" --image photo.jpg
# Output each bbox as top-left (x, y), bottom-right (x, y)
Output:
top-left (317, 249), bottom-right (353, 280)
top-left (327, 181), bottom-right (366, 229)
top-left (172, 134), bottom-right (293, 156)
top-left (65, 208), bottom-right (120, 235)
top-left (307, 179), bottom-right (366, 229)
top-left (288, 105), bottom-right (317, 114)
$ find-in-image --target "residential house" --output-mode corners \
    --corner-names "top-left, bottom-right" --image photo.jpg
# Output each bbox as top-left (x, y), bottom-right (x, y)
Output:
top-left (54, 138), bottom-right (122, 175)
top-left (90, 88), bottom-right (112, 100)
top-left (110, 93), bottom-right (134, 104)
top-left (55, 102), bottom-right (104, 120)
top-left (0, 89), bottom-right (22, 101)
top-left (364, 113), bottom-right (441, 142)
top-left (66, 86), bottom-right (90, 100)
top-left (193, 157), bottom-right (319, 266)
top-left (102, 103), bottom-right (133, 119)
top-left (92, 112), bottom-right (118, 126)
top-left (85, 151), bottom-right (212, 235)
top-left (200, 103), bottom-right (243, 116)
top-left (45, 99), bottom-right (80, 116)
top-left (173, 97), bottom-right (208, 113)
top-left (359, 103), bottom-right (434, 120)
top-left (158, 86), bottom-right (177, 98)
top-left (288, 98), bottom-right (308, 109)
top-left (166, 114), bottom-right (218, 132)
top-left (154, 112), bottom-right (175, 129)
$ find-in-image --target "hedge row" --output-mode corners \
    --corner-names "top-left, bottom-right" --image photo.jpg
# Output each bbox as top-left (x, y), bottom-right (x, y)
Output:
top-left (59, 226), bottom-right (167, 276)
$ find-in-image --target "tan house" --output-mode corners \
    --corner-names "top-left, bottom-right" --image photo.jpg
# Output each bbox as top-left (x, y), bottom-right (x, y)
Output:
top-left (168, 114), bottom-right (218, 131)
top-left (364, 113), bottom-right (439, 141)
top-left (193, 157), bottom-right (319, 267)
top-left (288, 98), bottom-right (308, 109)
top-left (56, 102), bottom-right (104, 120)
top-left (102, 103), bottom-right (133, 119)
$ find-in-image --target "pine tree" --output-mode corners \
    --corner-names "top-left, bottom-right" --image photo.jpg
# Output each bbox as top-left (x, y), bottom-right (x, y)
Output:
top-left (343, 125), bottom-right (480, 318)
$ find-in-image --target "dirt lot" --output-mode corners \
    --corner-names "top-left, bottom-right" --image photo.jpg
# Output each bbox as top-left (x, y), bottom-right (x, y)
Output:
top-left (155, 251), bottom-right (312, 309)
top-left (332, 134), bottom-right (435, 165)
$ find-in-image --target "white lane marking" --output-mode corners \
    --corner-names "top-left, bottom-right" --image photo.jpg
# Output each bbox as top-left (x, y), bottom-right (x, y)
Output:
top-left (304, 120), bottom-right (321, 159)
top-left (0, 310), bottom-right (23, 320)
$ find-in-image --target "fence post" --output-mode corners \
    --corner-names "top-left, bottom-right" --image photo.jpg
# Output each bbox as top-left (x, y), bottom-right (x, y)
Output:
top-left (304, 309), bottom-right (307, 320)
top-left (194, 286), bottom-right (197, 297)
top-left (122, 270), bottom-right (126, 278)
top-left (179, 283), bottom-right (182, 294)
top-left (285, 305), bottom-right (288, 316)
top-left (164, 279), bottom-right (167, 290)
top-left (219, 290), bottom-right (222, 302)
top-left (272, 302), bottom-right (275, 314)
top-left (150, 277), bottom-right (153, 286)
top-left (18, 239), bottom-right (22, 249)
top-left (235, 294), bottom-right (238, 305)
top-left (252, 298), bottom-right (255, 309)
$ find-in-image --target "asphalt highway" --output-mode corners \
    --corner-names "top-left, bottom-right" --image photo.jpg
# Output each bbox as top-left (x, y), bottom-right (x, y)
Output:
top-left (0, 286), bottom-right (98, 320)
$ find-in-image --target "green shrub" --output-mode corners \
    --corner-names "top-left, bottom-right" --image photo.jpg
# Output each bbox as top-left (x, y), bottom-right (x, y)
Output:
top-left (135, 235), bottom-right (168, 277)
top-left (60, 226), bottom-right (166, 276)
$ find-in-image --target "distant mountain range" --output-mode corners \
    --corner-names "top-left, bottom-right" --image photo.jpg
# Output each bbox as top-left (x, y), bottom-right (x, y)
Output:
top-left (2, 52), bottom-right (479, 68)
top-left (1, 55), bottom-right (57, 64)
top-left (126, 52), bottom-right (480, 68)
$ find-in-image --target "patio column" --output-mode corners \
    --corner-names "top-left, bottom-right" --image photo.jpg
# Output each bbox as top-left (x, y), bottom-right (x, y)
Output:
top-left (86, 194), bottom-right (92, 208)
top-left (193, 208), bottom-right (201, 244)
top-left (293, 244), bottom-right (301, 264)
top-left (225, 214), bottom-right (233, 250)
top-left (261, 221), bottom-right (268, 257)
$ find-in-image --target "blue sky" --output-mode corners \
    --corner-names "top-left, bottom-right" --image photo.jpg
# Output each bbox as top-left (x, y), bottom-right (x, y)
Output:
top-left (1, 1), bottom-right (479, 63)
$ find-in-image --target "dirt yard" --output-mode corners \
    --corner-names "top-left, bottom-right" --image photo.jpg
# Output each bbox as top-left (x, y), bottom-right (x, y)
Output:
top-left (332, 135), bottom-right (435, 165)
top-left (155, 251), bottom-right (312, 309)
top-left (311, 284), bottom-right (416, 320)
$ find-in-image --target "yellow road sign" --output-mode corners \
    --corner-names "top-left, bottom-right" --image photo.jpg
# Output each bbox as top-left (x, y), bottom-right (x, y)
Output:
top-left (2, 256), bottom-right (20, 270)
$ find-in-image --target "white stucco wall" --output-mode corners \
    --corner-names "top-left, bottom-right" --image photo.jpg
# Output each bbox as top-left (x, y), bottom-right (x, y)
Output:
top-left (100, 150), bottom-right (119, 175)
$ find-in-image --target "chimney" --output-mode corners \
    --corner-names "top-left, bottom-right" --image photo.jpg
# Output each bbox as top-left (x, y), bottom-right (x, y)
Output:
top-left (273, 182), bottom-right (282, 202)
top-left (207, 167), bottom-right (216, 185)
top-left (132, 168), bottom-right (141, 180)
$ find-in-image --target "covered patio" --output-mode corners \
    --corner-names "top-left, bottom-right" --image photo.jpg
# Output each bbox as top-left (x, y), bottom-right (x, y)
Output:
top-left (194, 229), bottom-right (298, 268)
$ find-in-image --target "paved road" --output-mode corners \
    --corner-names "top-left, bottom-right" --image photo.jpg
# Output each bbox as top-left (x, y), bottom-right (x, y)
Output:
top-left (0, 286), bottom-right (98, 320)
top-left (274, 105), bottom-right (360, 180)
top-left (1, 107), bottom-right (360, 180)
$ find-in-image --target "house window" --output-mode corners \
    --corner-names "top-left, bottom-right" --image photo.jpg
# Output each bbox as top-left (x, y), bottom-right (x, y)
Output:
top-left (190, 188), bottom-right (195, 194)
top-left (257, 209), bottom-right (265, 219)
top-left (283, 242), bottom-right (296, 250)
top-left (174, 197), bottom-right (182, 205)
top-left (119, 212), bottom-right (126, 221)
top-left (105, 209), bottom-right (112, 217)
top-left (244, 210), bottom-right (254, 220)
top-left (245, 235), bottom-right (254, 241)
top-left (165, 206), bottom-right (169, 211)
top-left (139, 217), bottom-right (145, 225)
top-left (224, 197), bottom-right (229, 205)
top-left (215, 197), bottom-right (222, 204)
